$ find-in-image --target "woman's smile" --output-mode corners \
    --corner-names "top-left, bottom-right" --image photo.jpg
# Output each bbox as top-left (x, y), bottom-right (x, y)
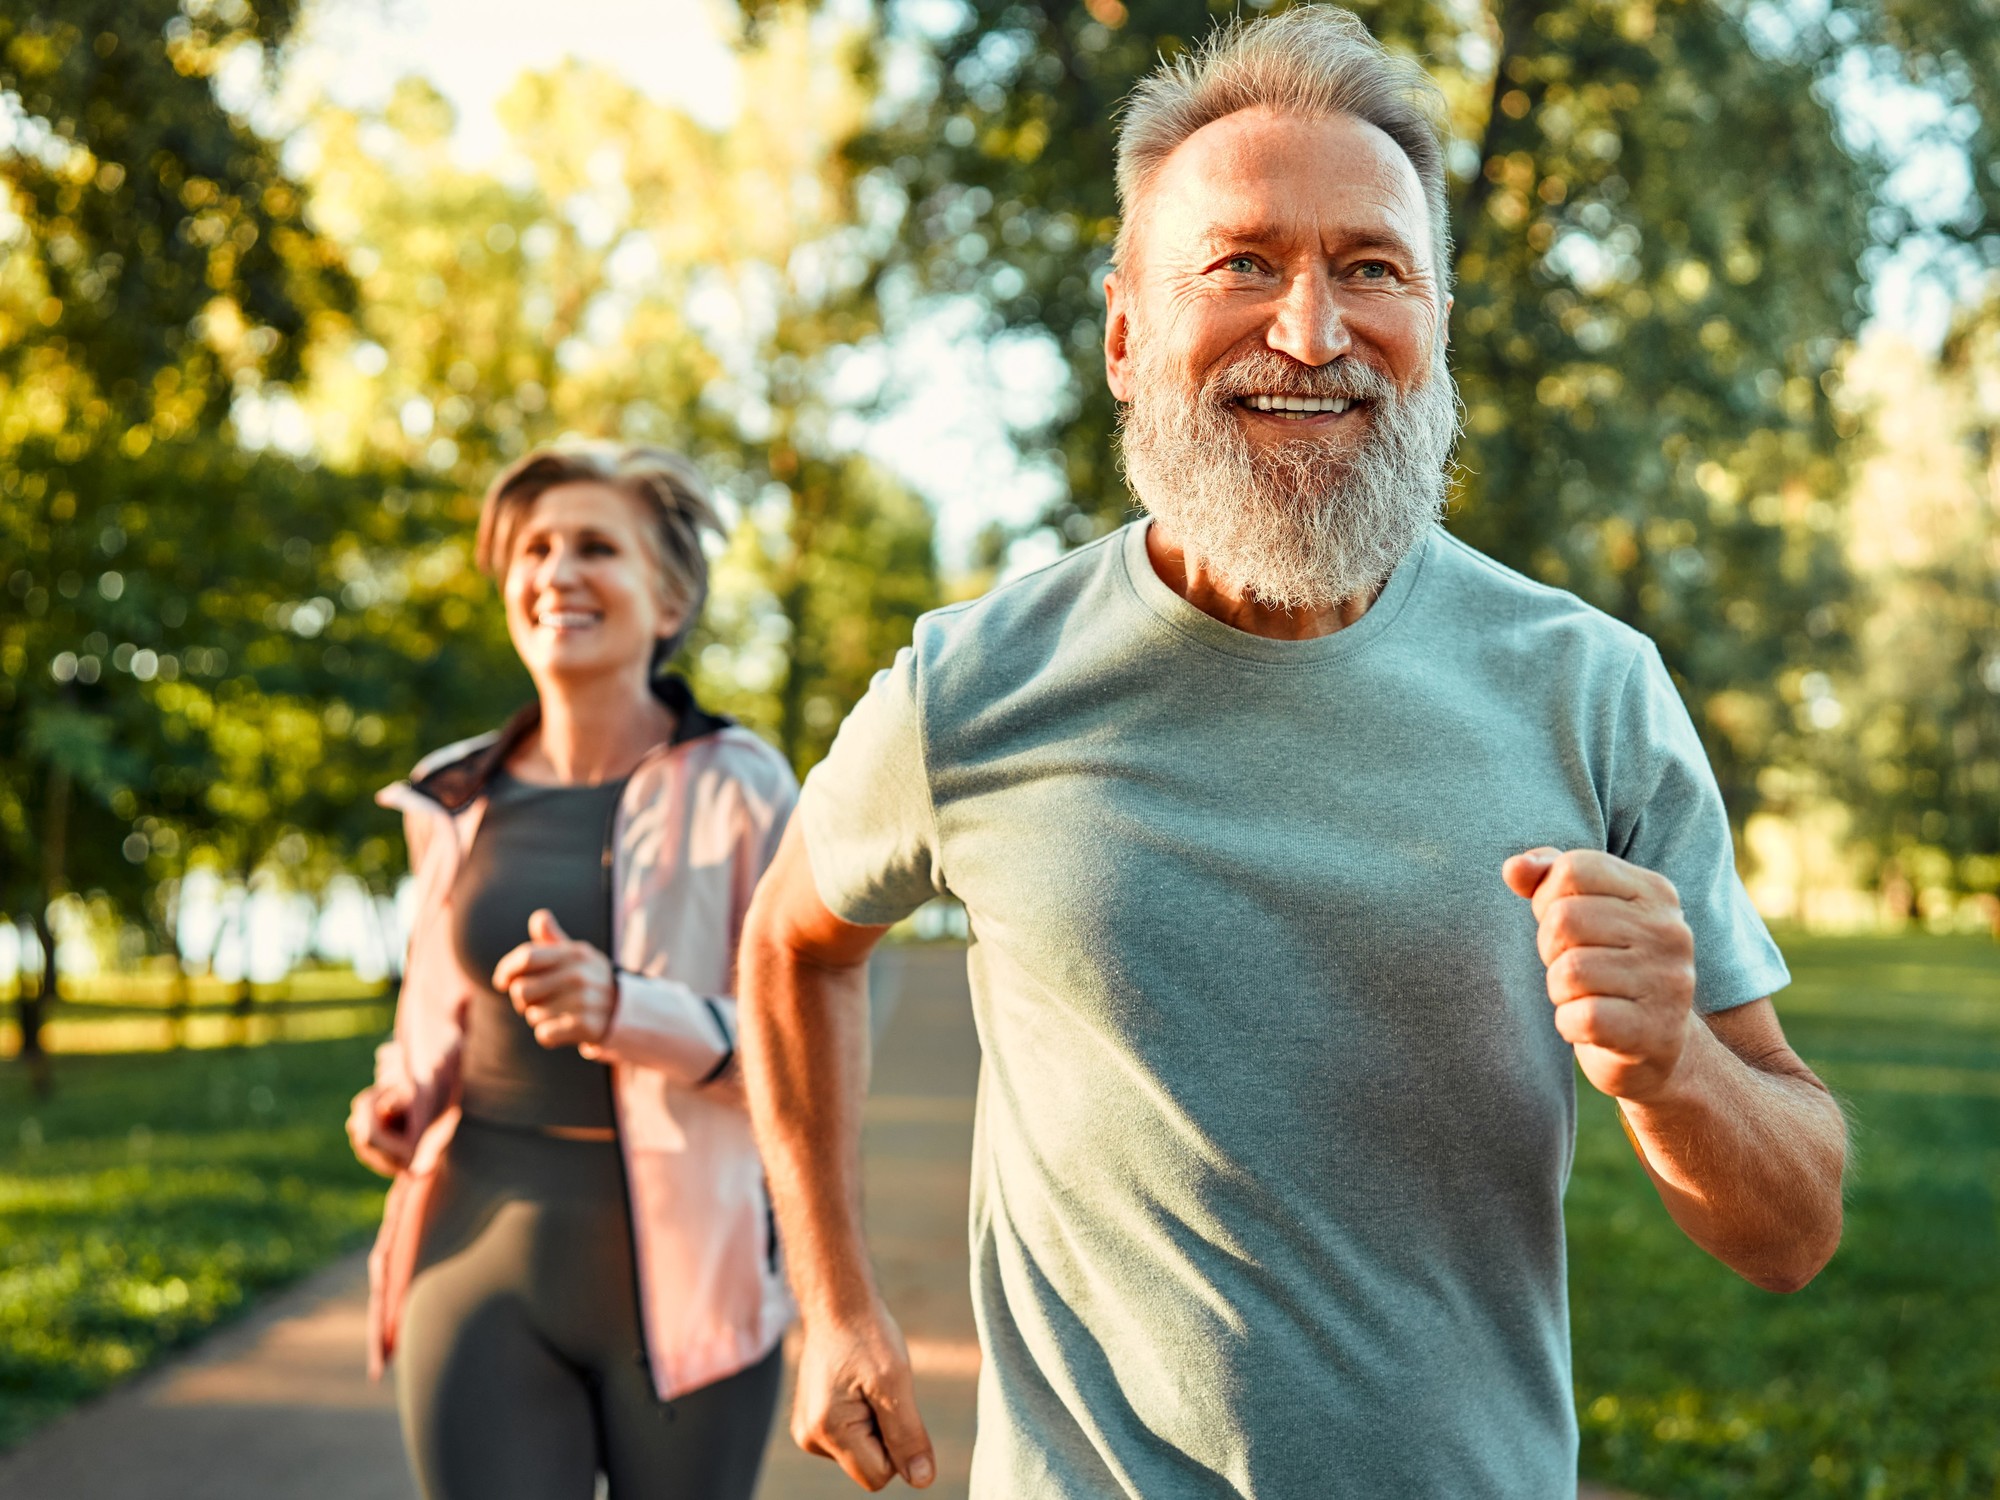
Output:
top-left (533, 605), bottom-right (604, 633)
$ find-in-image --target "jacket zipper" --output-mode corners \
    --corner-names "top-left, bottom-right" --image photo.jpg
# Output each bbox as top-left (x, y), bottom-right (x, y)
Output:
top-left (602, 773), bottom-right (661, 1400)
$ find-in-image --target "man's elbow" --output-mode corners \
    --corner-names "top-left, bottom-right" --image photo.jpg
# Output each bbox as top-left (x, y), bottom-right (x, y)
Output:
top-left (1749, 1083), bottom-right (1848, 1294)
top-left (1747, 1250), bottom-right (1833, 1296)
top-left (1743, 1200), bottom-right (1844, 1294)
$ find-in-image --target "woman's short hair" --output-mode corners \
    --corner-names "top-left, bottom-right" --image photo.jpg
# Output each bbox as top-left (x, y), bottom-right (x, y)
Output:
top-left (1113, 5), bottom-right (1453, 284)
top-left (475, 443), bottom-right (723, 666)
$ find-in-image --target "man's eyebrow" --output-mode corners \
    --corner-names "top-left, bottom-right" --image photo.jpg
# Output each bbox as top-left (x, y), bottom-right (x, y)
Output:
top-left (1196, 222), bottom-right (1287, 251)
top-left (1343, 228), bottom-right (1424, 265)
top-left (1195, 222), bottom-right (1426, 266)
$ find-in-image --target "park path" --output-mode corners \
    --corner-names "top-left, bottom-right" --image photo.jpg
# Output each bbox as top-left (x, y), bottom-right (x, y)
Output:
top-left (0, 945), bottom-right (1628, 1499)
top-left (0, 947), bottom-right (980, 1500)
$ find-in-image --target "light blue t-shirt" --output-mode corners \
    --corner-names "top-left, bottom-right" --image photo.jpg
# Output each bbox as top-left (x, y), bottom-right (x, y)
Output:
top-left (801, 521), bottom-right (1788, 1499)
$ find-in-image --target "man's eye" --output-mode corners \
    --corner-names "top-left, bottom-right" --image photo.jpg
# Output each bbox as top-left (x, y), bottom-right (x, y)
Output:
top-left (1356, 261), bottom-right (1396, 280)
top-left (583, 540), bottom-right (616, 556)
top-left (1222, 255), bottom-right (1262, 274)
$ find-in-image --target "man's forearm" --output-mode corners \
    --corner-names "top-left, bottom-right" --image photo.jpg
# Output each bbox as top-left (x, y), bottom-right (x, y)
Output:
top-left (1619, 1019), bottom-right (1846, 1292)
top-left (740, 932), bottom-right (881, 1322)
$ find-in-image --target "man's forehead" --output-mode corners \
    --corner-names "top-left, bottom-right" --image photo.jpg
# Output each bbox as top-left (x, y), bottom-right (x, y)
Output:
top-left (1143, 107), bottom-right (1430, 261)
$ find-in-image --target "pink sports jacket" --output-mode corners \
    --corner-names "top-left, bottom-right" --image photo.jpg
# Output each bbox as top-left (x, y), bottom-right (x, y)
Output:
top-left (363, 678), bottom-right (798, 1399)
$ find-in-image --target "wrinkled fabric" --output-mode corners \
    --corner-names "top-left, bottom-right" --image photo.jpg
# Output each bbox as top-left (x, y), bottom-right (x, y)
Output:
top-left (367, 722), bottom-right (797, 1400)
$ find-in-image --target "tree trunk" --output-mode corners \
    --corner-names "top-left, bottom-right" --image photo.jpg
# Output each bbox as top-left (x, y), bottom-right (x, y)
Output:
top-left (18, 762), bottom-right (71, 1097)
top-left (228, 874), bottom-right (256, 1046)
top-left (1880, 861), bottom-right (1919, 925)
top-left (168, 956), bottom-right (190, 1049)
top-left (1452, 0), bottom-right (1548, 269)
top-left (19, 910), bottom-right (53, 1099)
top-left (774, 452), bottom-right (821, 775)
top-left (163, 872), bottom-right (190, 1051)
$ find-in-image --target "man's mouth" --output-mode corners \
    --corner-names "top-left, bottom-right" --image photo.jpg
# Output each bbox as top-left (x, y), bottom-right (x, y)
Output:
top-left (535, 608), bottom-right (602, 632)
top-left (1235, 394), bottom-right (1363, 419)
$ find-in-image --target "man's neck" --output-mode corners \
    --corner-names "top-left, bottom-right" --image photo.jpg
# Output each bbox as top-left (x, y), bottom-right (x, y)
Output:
top-left (1143, 520), bottom-right (1380, 641)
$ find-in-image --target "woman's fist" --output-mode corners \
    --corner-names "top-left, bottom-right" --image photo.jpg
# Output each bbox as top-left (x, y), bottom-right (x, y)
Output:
top-left (491, 909), bottom-right (618, 1049)
top-left (347, 1080), bottom-right (416, 1177)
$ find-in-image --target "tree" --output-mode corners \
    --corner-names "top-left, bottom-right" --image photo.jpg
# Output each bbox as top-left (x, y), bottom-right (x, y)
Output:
top-left (832, 0), bottom-right (2000, 828)
top-left (698, 451), bottom-right (939, 772)
top-left (0, 0), bottom-right (350, 1082)
top-left (291, 17), bottom-right (940, 776)
top-left (1, 4), bottom-right (946, 1085)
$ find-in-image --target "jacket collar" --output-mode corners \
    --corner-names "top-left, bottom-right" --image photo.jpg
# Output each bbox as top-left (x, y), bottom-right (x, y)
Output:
top-left (409, 673), bottom-right (732, 813)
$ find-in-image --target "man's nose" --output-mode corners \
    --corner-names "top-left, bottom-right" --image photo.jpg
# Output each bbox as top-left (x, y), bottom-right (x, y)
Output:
top-left (1266, 272), bottom-right (1350, 367)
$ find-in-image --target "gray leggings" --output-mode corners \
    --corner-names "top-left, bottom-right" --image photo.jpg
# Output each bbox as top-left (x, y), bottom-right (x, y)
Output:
top-left (398, 1117), bottom-right (783, 1500)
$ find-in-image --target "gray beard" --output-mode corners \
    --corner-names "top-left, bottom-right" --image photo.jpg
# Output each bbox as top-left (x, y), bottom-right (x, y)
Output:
top-left (1117, 342), bottom-right (1461, 614)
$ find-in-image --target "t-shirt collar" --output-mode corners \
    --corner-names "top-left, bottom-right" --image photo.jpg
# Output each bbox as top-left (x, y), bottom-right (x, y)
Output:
top-left (1117, 517), bottom-right (1433, 666)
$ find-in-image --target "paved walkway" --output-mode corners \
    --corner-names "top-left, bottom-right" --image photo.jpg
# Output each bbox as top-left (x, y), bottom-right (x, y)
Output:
top-left (0, 947), bottom-right (980, 1500)
top-left (0, 946), bottom-right (1627, 1498)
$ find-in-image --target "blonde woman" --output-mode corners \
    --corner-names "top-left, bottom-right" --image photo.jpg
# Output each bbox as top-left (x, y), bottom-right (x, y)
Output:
top-left (347, 445), bottom-right (795, 1498)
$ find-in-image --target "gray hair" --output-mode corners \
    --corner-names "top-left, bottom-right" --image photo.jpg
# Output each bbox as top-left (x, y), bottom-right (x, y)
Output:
top-left (1113, 5), bottom-right (1454, 284)
top-left (476, 442), bottom-right (723, 665)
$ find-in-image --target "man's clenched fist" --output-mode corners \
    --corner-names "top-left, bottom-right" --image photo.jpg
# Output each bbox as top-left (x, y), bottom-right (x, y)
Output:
top-left (1503, 848), bottom-right (1699, 1103)
top-left (790, 1306), bottom-right (935, 1492)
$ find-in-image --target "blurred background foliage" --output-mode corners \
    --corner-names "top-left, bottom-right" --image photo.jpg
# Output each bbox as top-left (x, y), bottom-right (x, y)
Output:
top-left (0, 0), bottom-right (1995, 1073)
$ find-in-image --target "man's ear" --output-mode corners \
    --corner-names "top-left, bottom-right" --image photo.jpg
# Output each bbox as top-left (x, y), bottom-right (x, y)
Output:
top-left (1104, 271), bottom-right (1134, 403)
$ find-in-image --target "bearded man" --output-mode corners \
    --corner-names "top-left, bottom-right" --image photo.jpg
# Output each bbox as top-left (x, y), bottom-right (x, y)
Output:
top-left (739, 7), bottom-right (1847, 1497)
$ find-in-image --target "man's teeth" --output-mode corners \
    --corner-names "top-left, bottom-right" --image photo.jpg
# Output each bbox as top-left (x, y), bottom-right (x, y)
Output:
top-left (540, 611), bottom-right (598, 628)
top-left (1244, 395), bottom-right (1355, 413)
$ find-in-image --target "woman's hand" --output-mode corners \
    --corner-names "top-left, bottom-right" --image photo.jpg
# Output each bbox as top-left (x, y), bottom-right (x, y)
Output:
top-left (492, 909), bottom-right (617, 1049)
top-left (348, 1079), bottom-right (416, 1177)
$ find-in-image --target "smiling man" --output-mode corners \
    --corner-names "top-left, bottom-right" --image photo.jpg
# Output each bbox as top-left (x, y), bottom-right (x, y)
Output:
top-left (739, 8), bottom-right (1847, 1498)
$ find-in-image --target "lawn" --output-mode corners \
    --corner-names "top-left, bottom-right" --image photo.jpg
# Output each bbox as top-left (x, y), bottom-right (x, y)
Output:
top-left (1570, 932), bottom-right (2000, 1498)
top-left (0, 1033), bottom-right (387, 1449)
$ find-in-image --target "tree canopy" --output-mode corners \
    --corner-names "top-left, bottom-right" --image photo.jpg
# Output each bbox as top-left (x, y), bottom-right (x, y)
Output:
top-left (1, 0), bottom-right (1996, 1074)
top-left (0, 2), bottom-right (940, 1081)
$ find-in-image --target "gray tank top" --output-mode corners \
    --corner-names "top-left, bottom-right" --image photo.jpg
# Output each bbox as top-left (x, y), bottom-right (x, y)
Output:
top-left (452, 770), bottom-right (626, 1130)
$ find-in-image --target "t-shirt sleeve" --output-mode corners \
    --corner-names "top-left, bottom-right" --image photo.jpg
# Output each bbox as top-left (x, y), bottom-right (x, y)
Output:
top-left (798, 646), bottom-right (946, 926)
top-left (1608, 642), bottom-right (1791, 1014)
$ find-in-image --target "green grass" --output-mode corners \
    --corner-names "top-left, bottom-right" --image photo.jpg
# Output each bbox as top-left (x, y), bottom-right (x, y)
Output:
top-left (0, 1035), bottom-right (386, 1449)
top-left (1570, 933), bottom-right (2000, 1499)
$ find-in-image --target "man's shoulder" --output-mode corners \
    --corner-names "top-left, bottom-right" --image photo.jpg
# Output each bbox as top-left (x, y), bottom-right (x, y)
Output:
top-left (1421, 526), bottom-right (1651, 668)
top-left (907, 524), bottom-right (1135, 678)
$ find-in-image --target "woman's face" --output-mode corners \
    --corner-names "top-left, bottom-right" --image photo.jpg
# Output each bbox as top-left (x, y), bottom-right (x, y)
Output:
top-left (501, 481), bottom-right (680, 690)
